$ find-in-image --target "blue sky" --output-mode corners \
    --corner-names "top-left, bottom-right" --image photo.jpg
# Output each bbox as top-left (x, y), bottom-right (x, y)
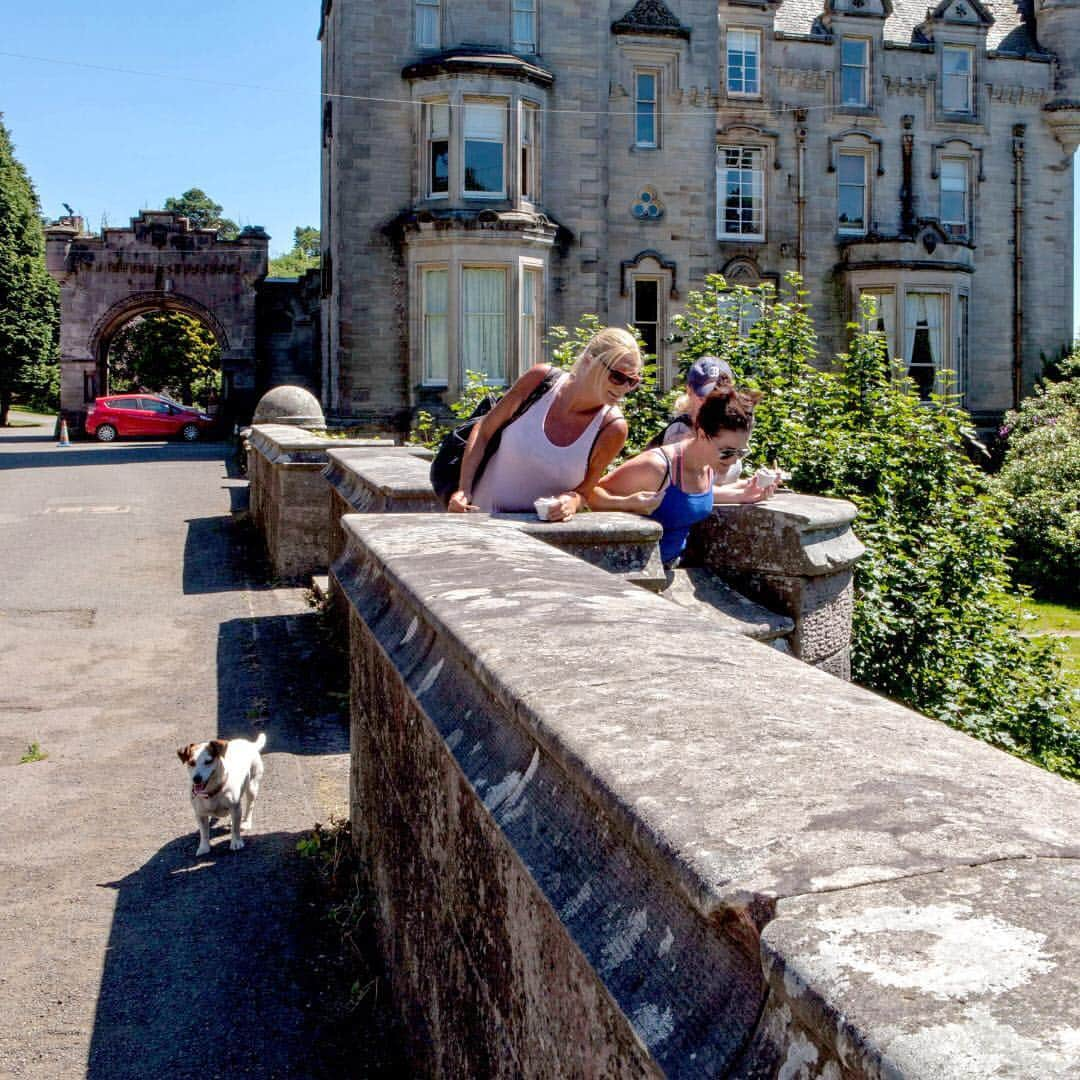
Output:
top-left (1, 3), bottom-right (1077, 333)
top-left (0, 2), bottom-right (320, 257)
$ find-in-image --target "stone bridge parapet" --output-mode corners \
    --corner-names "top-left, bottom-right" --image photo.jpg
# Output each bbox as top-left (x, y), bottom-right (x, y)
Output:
top-left (335, 512), bottom-right (1080, 1078)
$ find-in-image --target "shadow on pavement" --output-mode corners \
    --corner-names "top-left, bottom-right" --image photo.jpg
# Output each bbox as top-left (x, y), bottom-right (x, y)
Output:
top-left (0, 441), bottom-right (233, 470)
top-left (217, 614), bottom-right (349, 757)
top-left (182, 513), bottom-right (268, 594)
top-left (87, 830), bottom-right (343, 1080)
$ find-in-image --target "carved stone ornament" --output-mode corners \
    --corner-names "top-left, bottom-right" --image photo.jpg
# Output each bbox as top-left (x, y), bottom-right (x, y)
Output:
top-left (612, 0), bottom-right (691, 39)
top-left (632, 187), bottom-right (665, 219)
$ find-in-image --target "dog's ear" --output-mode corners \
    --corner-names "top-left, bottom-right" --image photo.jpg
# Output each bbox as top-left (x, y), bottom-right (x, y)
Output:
top-left (208, 739), bottom-right (229, 759)
top-left (177, 744), bottom-right (195, 765)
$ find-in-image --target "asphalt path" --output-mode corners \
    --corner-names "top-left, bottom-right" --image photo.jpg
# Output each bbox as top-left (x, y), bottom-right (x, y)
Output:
top-left (0, 418), bottom-right (360, 1078)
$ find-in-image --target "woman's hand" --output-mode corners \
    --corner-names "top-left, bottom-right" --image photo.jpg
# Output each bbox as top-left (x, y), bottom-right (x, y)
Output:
top-left (447, 490), bottom-right (478, 513)
top-left (739, 474), bottom-right (777, 503)
top-left (546, 491), bottom-right (583, 522)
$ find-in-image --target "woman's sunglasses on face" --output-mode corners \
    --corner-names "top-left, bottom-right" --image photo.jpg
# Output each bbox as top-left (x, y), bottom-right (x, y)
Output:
top-left (605, 362), bottom-right (641, 390)
top-left (713, 443), bottom-right (751, 462)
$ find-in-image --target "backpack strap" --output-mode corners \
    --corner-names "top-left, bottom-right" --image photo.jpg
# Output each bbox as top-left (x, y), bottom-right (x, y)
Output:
top-left (650, 447), bottom-right (672, 493)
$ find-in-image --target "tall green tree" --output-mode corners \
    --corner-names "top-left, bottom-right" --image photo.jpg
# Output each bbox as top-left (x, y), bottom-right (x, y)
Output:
top-left (163, 188), bottom-right (239, 239)
top-left (268, 225), bottom-right (321, 277)
top-left (109, 312), bottom-right (221, 407)
top-left (0, 118), bottom-right (59, 426)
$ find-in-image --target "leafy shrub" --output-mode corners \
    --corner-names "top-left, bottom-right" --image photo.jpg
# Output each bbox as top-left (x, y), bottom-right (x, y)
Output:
top-left (992, 349), bottom-right (1080, 602)
top-left (666, 273), bottom-right (1077, 778)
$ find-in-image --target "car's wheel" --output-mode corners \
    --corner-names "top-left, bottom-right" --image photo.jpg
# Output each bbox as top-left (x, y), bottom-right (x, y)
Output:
top-left (180, 423), bottom-right (200, 442)
top-left (95, 423), bottom-right (117, 443)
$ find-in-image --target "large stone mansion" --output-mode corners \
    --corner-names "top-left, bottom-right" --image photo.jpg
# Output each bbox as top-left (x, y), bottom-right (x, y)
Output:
top-left (319, 0), bottom-right (1080, 430)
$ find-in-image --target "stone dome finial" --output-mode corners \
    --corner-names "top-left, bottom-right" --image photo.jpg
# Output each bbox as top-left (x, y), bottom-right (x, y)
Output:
top-left (252, 385), bottom-right (325, 429)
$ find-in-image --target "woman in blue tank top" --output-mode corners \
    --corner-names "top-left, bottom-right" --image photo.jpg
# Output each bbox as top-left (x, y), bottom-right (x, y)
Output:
top-left (590, 386), bottom-right (773, 566)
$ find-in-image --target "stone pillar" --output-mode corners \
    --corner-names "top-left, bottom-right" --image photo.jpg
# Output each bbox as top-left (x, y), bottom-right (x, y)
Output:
top-left (687, 494), bottom-right (864, 678)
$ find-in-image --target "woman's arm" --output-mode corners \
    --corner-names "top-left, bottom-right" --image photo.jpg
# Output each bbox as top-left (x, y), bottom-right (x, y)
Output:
top-left (588, 446), bottom-right (669, 515)
top-left (448, 365), bottom-right (551, 512)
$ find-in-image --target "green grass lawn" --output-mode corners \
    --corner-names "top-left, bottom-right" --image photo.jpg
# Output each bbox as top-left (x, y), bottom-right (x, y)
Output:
top-left (1015, 596), bottom-right (1080, 694)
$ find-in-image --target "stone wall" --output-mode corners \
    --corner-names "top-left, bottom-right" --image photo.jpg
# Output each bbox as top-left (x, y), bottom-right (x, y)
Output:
top-left (335, 512), bottom-right (1080, 1077)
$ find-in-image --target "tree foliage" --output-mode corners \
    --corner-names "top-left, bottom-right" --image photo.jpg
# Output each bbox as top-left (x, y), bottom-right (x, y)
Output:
top-left (669, 274), bottom-right (1078, 778)
top-left (269, 225), bottom-right (321, 278)
top-left (0, 118), bottom-right (59, 424)
top-left (992, 348), bottom-right (1080, 602)
top-left (163, 188), bottom-right (238, 239)
top-left (109, 312), bottom-right (221, 407)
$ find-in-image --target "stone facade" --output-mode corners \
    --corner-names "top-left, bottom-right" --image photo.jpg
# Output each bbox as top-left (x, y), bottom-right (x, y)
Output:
top-left (321, 0), bottom-right (1079, 431)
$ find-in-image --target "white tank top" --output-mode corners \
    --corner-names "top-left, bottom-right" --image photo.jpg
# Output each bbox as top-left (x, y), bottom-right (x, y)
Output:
top-left (472, 373), bottom-right (611, 513)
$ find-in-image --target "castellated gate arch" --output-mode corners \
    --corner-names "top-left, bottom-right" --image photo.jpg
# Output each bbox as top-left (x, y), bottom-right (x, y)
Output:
top-left (45, 210), bottom-right (269, 427)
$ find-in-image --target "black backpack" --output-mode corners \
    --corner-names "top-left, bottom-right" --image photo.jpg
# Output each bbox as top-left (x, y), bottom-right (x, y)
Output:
top-left (643, 413), bottom-right (692, 451)
top-left (430, 368), bottom-right (560, 507)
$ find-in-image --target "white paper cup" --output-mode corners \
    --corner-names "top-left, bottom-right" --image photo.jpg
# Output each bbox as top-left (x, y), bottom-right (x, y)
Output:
top-left (534, 497), bottom-right (559, 521)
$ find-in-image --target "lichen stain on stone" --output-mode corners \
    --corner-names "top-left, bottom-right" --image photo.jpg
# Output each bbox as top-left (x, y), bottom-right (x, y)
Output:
top-left (560, 881), bottom-right (593, 921)
top-left (811, 903), bottom-right (1054, 999)
top-left (600, 907), bottom-right (649, 975)
top-left (884, 1004), bottom-right (1080, 1079)
top-left (400, 615), bottom-right (419, 645)
top-left (631, 1002), bottom-right (675, 1048)
top-left (484, 748), bottom-right (540, 814)
top-left (414, 657), bottom-right (444, 696)
top-left (778, 1028), bottom-right (820, 1080)
top-left (657, 926), bottom-right (674, 957)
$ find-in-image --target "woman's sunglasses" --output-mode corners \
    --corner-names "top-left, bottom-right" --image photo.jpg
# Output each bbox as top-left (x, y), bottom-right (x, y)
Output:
top-left (714, 445), bottom-right (751, 462)
top-left (605, 365), bottom-right (641, 390)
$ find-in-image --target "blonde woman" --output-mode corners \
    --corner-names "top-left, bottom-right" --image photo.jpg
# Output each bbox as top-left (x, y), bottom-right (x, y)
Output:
top-left (449, 327), bottom-right (643, 521)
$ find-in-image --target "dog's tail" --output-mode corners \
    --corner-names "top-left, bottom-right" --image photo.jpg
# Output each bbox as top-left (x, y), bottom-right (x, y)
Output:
top-left (253, 733), bottom-right (267, 752)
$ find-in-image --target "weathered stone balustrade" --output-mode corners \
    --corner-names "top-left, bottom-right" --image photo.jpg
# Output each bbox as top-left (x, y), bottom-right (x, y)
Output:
top-left (245, 424), bottom-right (395, 580)
top-left (686, 495), bottom-right (865, 677)
top-left (322, 448), bottom-right (666, 590)
top-left (334, 512), bottom-right (1080, 1078)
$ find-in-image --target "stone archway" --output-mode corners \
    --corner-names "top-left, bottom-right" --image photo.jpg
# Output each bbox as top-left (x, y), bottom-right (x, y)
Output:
top-left (45, 210), bottom-right (268, 428)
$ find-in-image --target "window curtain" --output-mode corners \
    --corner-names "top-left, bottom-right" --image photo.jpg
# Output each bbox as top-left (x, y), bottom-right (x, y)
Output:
top-left (463, 269), bottom-right (506, 382)
top-left (905, 293), bottom-right (945, 395)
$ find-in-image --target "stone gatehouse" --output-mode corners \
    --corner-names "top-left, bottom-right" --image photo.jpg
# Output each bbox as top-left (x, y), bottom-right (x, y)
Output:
top-left (319, 0), bottom-right (1079, 431)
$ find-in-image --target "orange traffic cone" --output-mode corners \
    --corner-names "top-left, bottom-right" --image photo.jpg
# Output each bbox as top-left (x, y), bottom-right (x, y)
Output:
top-left (57, 419), bottom-right (71, 447)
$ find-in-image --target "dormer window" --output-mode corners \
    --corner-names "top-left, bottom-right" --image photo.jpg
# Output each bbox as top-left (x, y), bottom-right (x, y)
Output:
top-left (512, 0), bottom-right (537, 54)
top-left (942, 45), bottom-right (973, 114)
top-left (840, 38), bottom-right (870, 108)
top-left (726, 29), bottom-right (761, 98)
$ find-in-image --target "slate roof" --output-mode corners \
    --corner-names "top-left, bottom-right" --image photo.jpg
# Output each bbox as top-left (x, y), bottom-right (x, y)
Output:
top-left (773, 0), bottom-right (1040, 54)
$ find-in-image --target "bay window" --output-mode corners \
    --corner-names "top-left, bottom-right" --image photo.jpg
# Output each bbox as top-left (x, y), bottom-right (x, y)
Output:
top-left (521, 265), bottom-right (542, 369)
top-left (464, 101), bottom-right (506, 197)
top-left (427, 101), bottom-right (449, 198)
top-left (717, 145), bottom-right (765, 240)
top-left (462, 268), bottom-right (507, 382)
top-left (512, 0), bottom-right (537, 54)
top-left (415, 0), bottom-right (439, 48)
top-left (905, 292), bottom-right (946, 399)
top-left (520, 101), bottom-right (539, 201)
top-left (422, 268), bottom-right (449, 384)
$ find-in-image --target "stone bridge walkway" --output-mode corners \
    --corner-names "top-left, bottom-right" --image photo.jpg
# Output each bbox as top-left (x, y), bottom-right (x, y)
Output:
top-left (0, 417), bottom-right (385, 1078)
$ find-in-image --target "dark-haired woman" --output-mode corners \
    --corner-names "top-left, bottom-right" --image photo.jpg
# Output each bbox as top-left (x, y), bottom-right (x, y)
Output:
top-left (590, 387), bottom-right (776, 567)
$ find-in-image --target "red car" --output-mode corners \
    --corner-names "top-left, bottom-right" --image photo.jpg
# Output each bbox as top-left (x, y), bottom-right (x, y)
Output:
top-left (84, 394), bottom-right (216, 442)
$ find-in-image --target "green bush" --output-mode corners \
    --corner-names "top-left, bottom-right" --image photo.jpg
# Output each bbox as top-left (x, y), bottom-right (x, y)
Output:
top-left (992, 350), bottom-right (1080, 602)
top-left (666, 273), bottom-right (1077, 779)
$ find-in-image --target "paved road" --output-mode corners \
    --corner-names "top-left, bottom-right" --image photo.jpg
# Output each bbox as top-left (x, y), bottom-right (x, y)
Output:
top-left (0, 419), bottom-right (357, 1078)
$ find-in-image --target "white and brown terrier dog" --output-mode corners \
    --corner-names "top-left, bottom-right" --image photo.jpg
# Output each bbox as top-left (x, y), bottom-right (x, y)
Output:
top-left (177, 733), bottom-right (266, 856)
